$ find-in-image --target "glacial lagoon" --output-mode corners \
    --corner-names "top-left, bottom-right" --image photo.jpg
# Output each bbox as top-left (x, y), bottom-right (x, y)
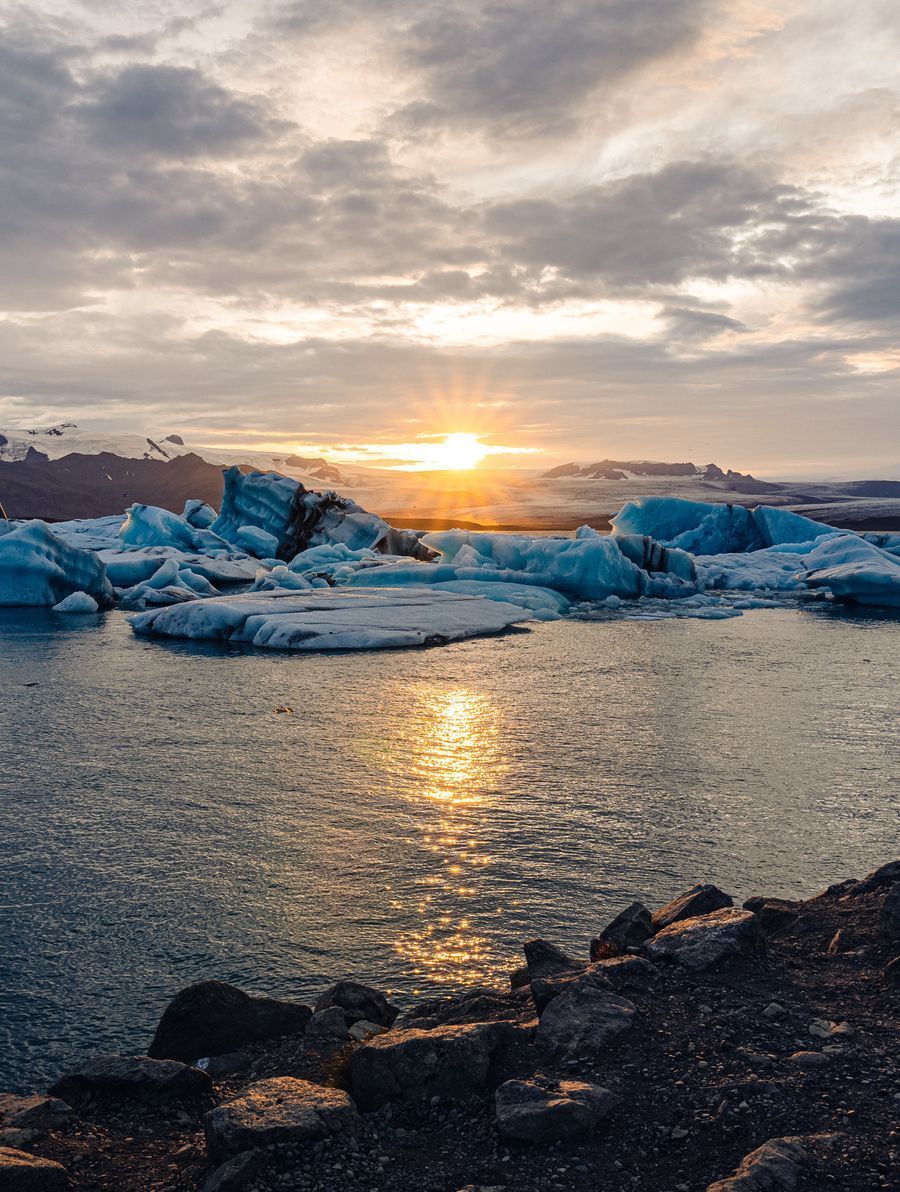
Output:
top-left (1, 604), bottom-right (897, 1091)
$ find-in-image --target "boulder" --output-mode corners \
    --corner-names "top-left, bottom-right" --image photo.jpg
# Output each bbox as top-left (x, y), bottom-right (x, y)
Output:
top-left (0, 1147), bottom-right (67, 1190)
top-left (347, 1020), bottom-right (384, 1043)
top-left (204, 1077), bottom-right (360, 1162)
top-left (592, 955), bottom-right (658, 990)
top-left (852, 859), bottom-right (900, 895)
top-left (742, 897), bottom-right (799, 933)
top-left (523, 939), bottom-right (587, 1013)
top-left (590, 902), bottom-right (653, 959)
top-left (495, 1077), bottom-right (618, 1143)
top-left (0, 1094), bottom-right (70, 1136)
top-left (198, 1052), bottom-right (251, 1079)
top-left (201, 1149), bottom-right (264, 1192)
top-left (705, 1136), bottom-right (807, 1191)
top-left (149, 980), bottom-right (312, 1062)
top-left (652, 884), bottom-right (734, 931)
top-left (878, 884), bottom-right (900, 942)
top-left (314, 981), bottom-right (398, 1028)
top-left (305, 1007), bottom-right (348, 1040)
top-left (643, 908), bottom-right (765, 970)
top-left (535, 980), bottom-right (636, 1057)
top-left (351, 1021), bottom-right (516, 1111)
top-left (509, 965), bottom-right (530, 990)
top-left (49, 1054), bottom-right (211, 1103)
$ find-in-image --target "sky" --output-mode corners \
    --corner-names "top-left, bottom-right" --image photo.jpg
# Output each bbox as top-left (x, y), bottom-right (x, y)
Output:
top-left (0, 0), bottom-right (898, 477)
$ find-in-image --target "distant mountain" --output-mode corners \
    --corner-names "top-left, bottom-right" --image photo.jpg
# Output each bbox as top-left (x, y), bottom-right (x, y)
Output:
top-left (0, 423), bottom-right (347, 520)
top-left (543, 459), bottom-right (777, 487)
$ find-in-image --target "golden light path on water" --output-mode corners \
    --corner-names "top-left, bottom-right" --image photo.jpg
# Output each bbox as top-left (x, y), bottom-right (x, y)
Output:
top-left (374, 684), bottom-right (511, 992)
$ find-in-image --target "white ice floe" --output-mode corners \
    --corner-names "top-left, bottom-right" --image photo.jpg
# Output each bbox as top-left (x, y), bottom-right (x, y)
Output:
top-left (804, 533), bottom-right (900, 608)
top-left (129, 587), bottom-right (531, 651)
top-left (0, 520), bottom-right (114, 607)
top-left (52, 590), bottom-right (100, 614)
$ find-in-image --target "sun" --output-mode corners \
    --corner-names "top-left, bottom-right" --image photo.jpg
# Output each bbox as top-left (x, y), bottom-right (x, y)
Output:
top-left (431, 433), bottom-right (489, 470)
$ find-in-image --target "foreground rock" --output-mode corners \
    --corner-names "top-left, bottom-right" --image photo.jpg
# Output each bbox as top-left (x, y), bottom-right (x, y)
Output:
top-left (644, 907), bottom-right (766, 969)
top-left (878, 884), bottom-right (900, 941)
top-left (148, 980), bottom-right (312, 1062)
top-left (0, 1146), bottom-right (67, 1190)
top-left (535, 978), bottom-right (636, 1056)
top-left (0, 1095), bottom-right (70, 1138)
top-left (590, 901), bottom-right (653, 959)
top-left (522, 939), bottom-right (585, 1013)
top-left (351, 1021), bottom-right (517, 1110)
top-left (651, 883), bottom-right (734, 931)
top-left (706, 1137), bottom-right (807, 1191)
top-left (314, 980), bottom-right (399, 1027)
top-left (495, 1077), bottom-right (618, 1143)
top-left (204, 1077), bottom-right (360, 1162)
top-left (49, 1054), bottom-right (211, 1103)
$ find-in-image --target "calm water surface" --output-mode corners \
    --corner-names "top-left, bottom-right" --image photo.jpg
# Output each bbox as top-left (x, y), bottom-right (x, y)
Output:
top-left (1, 606), bottom-right (898, 1090)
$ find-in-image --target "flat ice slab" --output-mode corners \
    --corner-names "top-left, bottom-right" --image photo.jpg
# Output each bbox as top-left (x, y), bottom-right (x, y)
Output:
top-left (128, 586), bottom-right (531, 651)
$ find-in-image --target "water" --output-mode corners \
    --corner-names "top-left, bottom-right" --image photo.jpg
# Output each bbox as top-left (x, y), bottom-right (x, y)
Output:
top-left (0, 605), bottom-right (898, 1092)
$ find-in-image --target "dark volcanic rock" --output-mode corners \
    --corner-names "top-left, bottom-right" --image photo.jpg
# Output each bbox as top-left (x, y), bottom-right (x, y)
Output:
top-left (351, 1021), bottom-right (517, 1111)
top-left (149, 980), bottom-right (312, 1062)
top-left (535, 978), bottom-right (636, 1056)
top-left (705, 1136), bottom-right (806, 1190)
top-left (652, 884), bottom-right (734, 931)
top-left (314, 980), bottom-right (399, 1027)
top-left (852, 859), bottom-right (900, 895)
top-left (201, 1149), bottom-right (264, 1192)
top-left (644, 908), bottom-right (766, 970)
top-left (523, 939), bottom-right (584, 1013)
top-left (49, 1054), bottom-right (211, 1103)
top-left (0, 1094), bottom-right (70, 1136)
top-left (592, 954), bottom-right (658, 990)
top-left (884, 955), bottom-right (900, 986)
top-left (590, 901), bottom-right (653, 959)
top-left (204, 1077), bottom-right (360, 1163)
top-left (495, 1077), bottom-right (618, 1143)
top-left (743, 897), bottom-right (800, 932)
top-left (0, 1147), bottom-right (67, 1190)
top-left (877, 884), bottom-right (900, 942)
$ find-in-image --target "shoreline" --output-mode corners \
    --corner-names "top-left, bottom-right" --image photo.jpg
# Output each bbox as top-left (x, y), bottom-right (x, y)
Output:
top-left (2, 863), bottom-right (897, 1191)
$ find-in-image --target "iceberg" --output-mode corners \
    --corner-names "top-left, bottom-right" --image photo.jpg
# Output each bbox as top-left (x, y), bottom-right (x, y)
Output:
top-left (52, 590), bottom-right (100, 614)
top-left (611, 496), bottom-right (763, 554)
top-left (182, 499), bottom-right (217, 529)
top-left (0, 520), bottom-right (114, 607)
top-left (210, 467), bottom-right (434, 560)
top-left (804, 533), bottom-right (900, 608)
top-left (234, 524), bottom-right (280, 558)
top-left (98, 548), bottom-right (259, 588)
top-left (129, 587), bottom-right (531, 651)
top-left (419, 529), bottom-right (653, 601)
top-left (120, 503), bottom-right (231, 553)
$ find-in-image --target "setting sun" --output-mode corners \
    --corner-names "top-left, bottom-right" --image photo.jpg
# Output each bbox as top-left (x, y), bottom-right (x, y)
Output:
top-left (429, 433), bottom-right (488, 470)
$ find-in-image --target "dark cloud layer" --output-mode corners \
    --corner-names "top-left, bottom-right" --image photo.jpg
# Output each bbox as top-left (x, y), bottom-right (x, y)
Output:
top-left (0, 3), bottom-right (897, 469)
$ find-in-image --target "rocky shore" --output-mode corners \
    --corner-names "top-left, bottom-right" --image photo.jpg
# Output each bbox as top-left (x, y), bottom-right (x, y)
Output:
top-left (2, 865), bottom-right (898, 1192)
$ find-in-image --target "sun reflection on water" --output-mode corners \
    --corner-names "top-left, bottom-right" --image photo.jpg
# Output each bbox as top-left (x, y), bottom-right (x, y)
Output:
top-left (385, 685), bottom-right (509, 990)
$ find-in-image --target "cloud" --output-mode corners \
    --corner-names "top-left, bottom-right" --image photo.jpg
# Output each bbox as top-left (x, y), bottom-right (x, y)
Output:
top-left (78, 64), bottom-right (282, 157)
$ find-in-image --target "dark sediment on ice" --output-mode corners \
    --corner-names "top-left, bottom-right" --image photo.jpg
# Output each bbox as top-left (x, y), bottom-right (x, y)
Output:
top-left (2, 864), bottom-right (898, 1191)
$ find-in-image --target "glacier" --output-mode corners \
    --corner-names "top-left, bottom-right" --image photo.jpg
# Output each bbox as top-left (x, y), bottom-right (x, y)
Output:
top-left (1, 476), bottom-right (898, 636)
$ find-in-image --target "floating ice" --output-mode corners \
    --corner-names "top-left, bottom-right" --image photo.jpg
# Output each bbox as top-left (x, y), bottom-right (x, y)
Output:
top-left (0, 520), bottom-right (114, 607)
top-left (182, 499), bottom-right (217, 529)
top-left (611, 496), bottom-right (763, 554)
top-left (234, 524), bottom-right (280, 558)
top-left (420, 529), bottom-right (654, 601)
top-left (99, 548), bottom-right (259, 588)
top-left (129, 587), bottom-right (531, 651)
top-left (210, 467), bottom-right (433, 560)
top-left (120, 503), bottom-right (230, 553)
top-left (52, 590), bottom-right (99, 614)
top-left (804, 533), bottom-right (900, 608)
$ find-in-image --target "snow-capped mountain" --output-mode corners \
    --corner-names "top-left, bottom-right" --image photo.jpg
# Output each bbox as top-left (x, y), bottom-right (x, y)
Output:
top-left (543, 459), bottom-right (774, 490)
top-left (0, 423), bottom-right (344, 483)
